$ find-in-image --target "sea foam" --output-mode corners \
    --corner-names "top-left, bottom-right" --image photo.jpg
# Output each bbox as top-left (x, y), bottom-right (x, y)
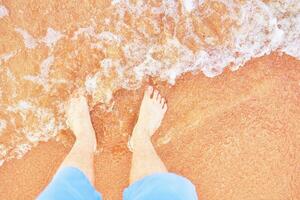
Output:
top-left (0, 5), bottom-right (8, 18)
top-left (0, 0), bottom-right (299, 164)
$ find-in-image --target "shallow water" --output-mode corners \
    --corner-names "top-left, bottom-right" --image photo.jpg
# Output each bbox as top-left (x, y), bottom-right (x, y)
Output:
top-left (1, 54), bottom-right (299, 200)
top-left (0, 0), bottom-right (299, 165)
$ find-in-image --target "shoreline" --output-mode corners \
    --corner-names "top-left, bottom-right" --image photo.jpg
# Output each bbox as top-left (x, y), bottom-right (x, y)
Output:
top-left (0, 53), bottom-right (299, 200)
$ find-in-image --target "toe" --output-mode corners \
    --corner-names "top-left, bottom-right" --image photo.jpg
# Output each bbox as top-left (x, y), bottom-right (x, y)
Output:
top-left (157, 93), bottom-right (161, 102)
top-left (160, 98), bottom-right (165, 105)
top-left (163, 103), bottom-right (168, 112)
top-left (145, 86), bottom-right (153, 98)
top-left (153, 90), bottom-right (159, 100)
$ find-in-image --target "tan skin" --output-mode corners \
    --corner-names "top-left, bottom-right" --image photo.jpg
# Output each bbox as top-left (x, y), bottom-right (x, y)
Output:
top-left (58, 86), bottom-right (168, 185)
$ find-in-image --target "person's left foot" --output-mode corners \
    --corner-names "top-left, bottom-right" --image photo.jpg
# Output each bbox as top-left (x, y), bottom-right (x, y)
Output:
top-left (66, 96), bottom-right (97, 150)
top-left (128, 86), bottom-right (167, 152)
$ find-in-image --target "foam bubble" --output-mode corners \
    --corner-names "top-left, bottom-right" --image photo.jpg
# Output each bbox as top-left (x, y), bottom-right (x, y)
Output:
top-left (24, 108), bottom-right (57, 143)
top-left (97, 31), bottom-right (123, 43)
top-left (0, 51), bottom-right (17, 65)
top-left (269, 1), bottom-right (300, 59)
top-left (85, 74), bottom-right (98, 94)
top-left (18, 101), bottom-right (32, 110)
top-left (0, 5), bottom-right (8, 18)
top-left (0, 120), bottom-right (7, 135)
top-left (0, 144), bottom-right (7, 165)
top-left (2, 0), bottom-right (300, 165)
top-left (23, 56), bottom-right (54, 91)
top-left (111, 0), bottom-right (121, 5)
top-left (41, 28), bottom-right (64, 47)
top-left (71, 26), bottom-right (96, 40)
top-left (15, 27), bottom-right (64, 49)
top-left (133, 38), bottom-right (195, 84)
top-left (198, 0), bottom-right (204, 5)
top-left (40, 56), bottom-right (54, 78)
top-left (183, 0), bottom-right (197, 13)
top-left (14, 144), bottom-right (31, 159)
top-left (15, 28), bottom-right (38, 49)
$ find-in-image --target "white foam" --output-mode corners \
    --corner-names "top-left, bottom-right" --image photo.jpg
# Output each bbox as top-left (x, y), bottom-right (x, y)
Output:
top-left (15, 104), bottom-right (61, 143)
top-left (133, 38), bottom-right (195, 84)
top-left (6, 68), bottom-right (16, 81)
top-left (72, 27), bottom-right (123, 50)
top-left (15, 27), bottom-right (63, 49)
top-left (15, 28), bottom-right (38, 49)
top-left (97, 31), bottom-right (122, 43)
top-left (14, 144), bottom-right (31, 159)
top-left (3, 69), bottom-right (17, 98)
top-left (269, 1), bottom-right (300, 59)
top-left (183, 0), bottom-right (197, 12)
top-left (40, 56), bottom-right (54, 78)
top-left (2, 0), bottom-right (300, 165)
top-left (111, 0), bottom-right (121, 5)
top-left (198, 0), bottom-right (204, 5)
top-left (18, 101), bottom-right (32, 110)
top-left (85, 74), bottom-right (98, 94)
top-left (24, 111), bottom-right (56, 143)
top-left (90, 42), bottom-right (104, 50)
top-left (0, 120), bottom-right (7, 135)
top-left (0, 51), bottom-right (17, 65)
top-left (41, 28), bottom-right (64, 47)
top-left (71, 26), bottom-right (96, 40)
top-left (0, 144), bottom-right (7, 164)
top-left (0, 5), bottom-right (8, 18)
top-left (23, 56), bottom-right (54, 91)
top-left (6, 101), bottom-right (32, 123)
top-left (101, 58), bottom-right (113, 75)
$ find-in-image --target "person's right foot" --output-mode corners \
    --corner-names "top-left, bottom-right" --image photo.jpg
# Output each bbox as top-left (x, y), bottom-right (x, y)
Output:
top-left (129, 86), bottom-right (167, 151)
top-left (66, 96), bottom-right (97, 151)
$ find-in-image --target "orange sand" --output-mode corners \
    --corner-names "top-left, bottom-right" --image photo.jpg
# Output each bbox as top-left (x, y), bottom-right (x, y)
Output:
top-left (0, 53), bottom-right (299, 200)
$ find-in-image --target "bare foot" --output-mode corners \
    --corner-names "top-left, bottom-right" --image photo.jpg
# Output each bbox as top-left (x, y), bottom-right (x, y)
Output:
top-left (129, 86), bottom-right (167, 151)
top-left (66, 96), bottom-right (97, 150)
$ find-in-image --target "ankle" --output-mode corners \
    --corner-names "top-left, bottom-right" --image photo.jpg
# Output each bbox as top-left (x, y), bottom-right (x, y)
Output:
top-left (130, 138), bottom-right (152, 153)
top-left (72, 120), bottom-right (94, 135)
top-left (73, 139), bottom-right (96, 153)
top-left (133, 121), bottom-right (153, 136)
top-left (74, 129), bottom-right (97, 152)
top-left (130, 132), bottom-right (152, 152)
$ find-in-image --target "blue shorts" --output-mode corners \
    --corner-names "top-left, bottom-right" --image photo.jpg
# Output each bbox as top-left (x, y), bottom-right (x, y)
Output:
top-left (38, 167), bottom-right (198, 200)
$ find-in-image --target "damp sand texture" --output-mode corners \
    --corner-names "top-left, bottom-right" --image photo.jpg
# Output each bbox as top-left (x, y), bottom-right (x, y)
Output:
top-left (0, 1), bottom-right (300, 200)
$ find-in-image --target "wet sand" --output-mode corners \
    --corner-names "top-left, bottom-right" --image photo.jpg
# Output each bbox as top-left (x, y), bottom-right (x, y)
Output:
top-left (0, 53), bottom-right (299, 200)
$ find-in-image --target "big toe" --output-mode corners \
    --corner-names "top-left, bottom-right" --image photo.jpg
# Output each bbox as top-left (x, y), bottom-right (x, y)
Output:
top-left (144, 86), bottom-right (154, 98)
top-left (153, 90), bottom-right (159, 100)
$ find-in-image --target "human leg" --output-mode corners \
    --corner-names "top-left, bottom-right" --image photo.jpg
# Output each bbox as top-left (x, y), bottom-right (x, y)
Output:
top-left (126, 86), bottom-right (198, 200)
top-left (129, 86), bottom-right (168, 184)
top-left (59, 96), bottom-right (97, 184)
top-left (38, 96), bottom-right (101, 200)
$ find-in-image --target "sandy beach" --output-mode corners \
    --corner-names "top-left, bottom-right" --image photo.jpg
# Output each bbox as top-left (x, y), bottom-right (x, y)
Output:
top-left (1, 0), bottom-right (300, 199)
top-left (0, 53), bottom-right (299, 200)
